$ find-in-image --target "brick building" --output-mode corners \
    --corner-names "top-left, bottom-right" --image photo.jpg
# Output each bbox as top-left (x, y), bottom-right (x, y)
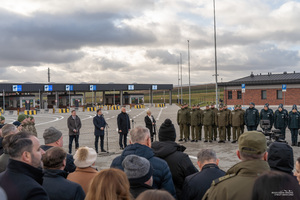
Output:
top-left (219, 72), bottom-right (300, 106)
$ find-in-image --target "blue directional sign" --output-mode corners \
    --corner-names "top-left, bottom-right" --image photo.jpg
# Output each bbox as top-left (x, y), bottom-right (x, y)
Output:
top-left (282, 84), bottom-right (287, 92)
top-left (44, 85), bottom-right (53, 91)
top-left (241, 83), bottom-right (245, 93)
top-left (90, 85), bottom-right (96, 91)
top-left (128, 85), bottom-right (134, 90)
top-left (66, 85), bottom-right (73, 91)
top-left (152, 85), bottom-right (158, 90)
top-left (12, 85), bottom-right (22, 92)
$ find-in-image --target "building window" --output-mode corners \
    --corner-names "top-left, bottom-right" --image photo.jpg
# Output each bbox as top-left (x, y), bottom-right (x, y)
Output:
top-left (261, 90), bottom-right (267, 99)
top-left (277, 90), bottom-right (282, 99)
top-left (228, 91), bottom-right (232, 99)
top-left (237, 91), bottom-right (242, 99)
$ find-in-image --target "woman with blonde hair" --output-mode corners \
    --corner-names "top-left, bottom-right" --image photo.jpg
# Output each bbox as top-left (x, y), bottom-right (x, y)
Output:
top-left (85, 168), bottom-right (132, 200)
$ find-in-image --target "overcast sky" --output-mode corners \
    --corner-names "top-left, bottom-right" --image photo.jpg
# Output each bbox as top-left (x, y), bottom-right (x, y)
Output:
top-left (0, 0), bottom-right (299, 86)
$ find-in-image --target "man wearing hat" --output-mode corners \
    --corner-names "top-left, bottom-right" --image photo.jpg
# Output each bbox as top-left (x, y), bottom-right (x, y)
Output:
top-left (288, 105), bottom-right (300, 146)
top-left (202, 131), bottom-right (270, 200)
top-left (41, 127), bottom-right (76, 173)
top-left (223, 105), bottom-right (231, 141)
top-left (244, 102), bottom-right (259, 131)
top-left (177, 103), bottom-right (190, 142)
top-left (196, 104), bottom-right (203, 141)
top-left (259, 103), bottom-right (274, 131)
top-left (190, 105), bottom-right (200, 142)
top-left (152, 119), bottom-right (198, 198)
top-left (230, 105), bottom-right (242, 143)
top-left (210, 103), bottom-right (218, 141)
top-left (215, 105), bottom-right (227, 143)
top-left (122, 155), bottom-right (153, 198)
top-left (0, 116), bottom-right (5, 129)
top-left (274, 104), bottom-right (288, 139)
top-left (27, 116), bottom-right (37, 137)
top-left (67, 147), bottom-right (98, 194)
top-left (203, 105), bottom-right (214, 142)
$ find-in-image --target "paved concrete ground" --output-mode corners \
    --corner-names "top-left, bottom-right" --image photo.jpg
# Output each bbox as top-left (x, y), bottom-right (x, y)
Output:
top-left (4, 104), bottom-right (300, 172)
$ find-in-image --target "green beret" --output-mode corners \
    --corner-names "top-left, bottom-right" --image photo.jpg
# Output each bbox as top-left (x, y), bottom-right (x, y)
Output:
top-left (18, 114), bottom-right (27, 122)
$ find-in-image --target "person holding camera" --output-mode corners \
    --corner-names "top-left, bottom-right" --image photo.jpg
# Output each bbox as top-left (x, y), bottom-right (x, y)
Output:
top-left (288, 105), bottom-right (300, 146)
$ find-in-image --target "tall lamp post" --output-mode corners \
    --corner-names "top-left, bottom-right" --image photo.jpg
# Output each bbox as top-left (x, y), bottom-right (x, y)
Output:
top-left (188, 40), bottom-right (191, 107)
top-left (213, 0), bottom-right (219, 108)
top-left (180, 53), bottom-right (183, 104)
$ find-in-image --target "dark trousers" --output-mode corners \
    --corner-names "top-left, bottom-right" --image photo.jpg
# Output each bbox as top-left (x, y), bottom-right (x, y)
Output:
top-left (290, 128), bottom-right (298, 145)
top-left (119, 132), bottom-right (128, 148)
top-left (278, 127), bottom-right (286, 139)
top-left (69, 135), bottom-right (79, 154)
top-left (247, 126), bottom-right (257, 131)
top-left (95, 135), bottom-right (104, 152)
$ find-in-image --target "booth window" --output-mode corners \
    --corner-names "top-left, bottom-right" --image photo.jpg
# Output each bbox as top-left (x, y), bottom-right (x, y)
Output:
top-left (277, 90), bottom-right (282, 99)
top-left (228, 91), bottom-right (232, 99)
top-left (237, 91), bottom-right (242, 99)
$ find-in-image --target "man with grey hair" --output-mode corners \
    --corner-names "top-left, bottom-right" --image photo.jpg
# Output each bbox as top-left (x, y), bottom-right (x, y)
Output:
top-left (111, 126), bottom-right (176, 198)
top-left (181, 149), bottom-right (225, 200)
top-left (0, 124), bottom-right (19, 172)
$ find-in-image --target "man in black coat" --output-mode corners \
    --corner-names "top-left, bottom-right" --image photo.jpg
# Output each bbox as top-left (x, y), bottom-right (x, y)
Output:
top-left (274, 104), bottom-right (288, 139)
top-left (42, 147), bottom-right (85, 200)
top-left (181, 149), bottom-right (225, 200)
top-left (0, 132), bottom-right (49, 200)
top-left (67, 110), bottom-right (82, 154)
top-left (117, 106), bottom-right (131, 149)
top-left (244, 102), bottom-right (260, 131)
top-left (93, 109), bottom-right (107, 153)
top-left (152, 119), bottom-right (198, 199)
top-left (40, 127), bottom-right (76, 173)
top-left (144, 110), bottom-right (156, 142)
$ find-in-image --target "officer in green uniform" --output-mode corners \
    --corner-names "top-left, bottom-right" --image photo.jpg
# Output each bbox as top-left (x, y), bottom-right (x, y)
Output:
top-left (215, 105), bottom-right (227, 143)
top-left (238, 105), bottom-right (245, 134)
top-left (196, 104), bottom-right (203, 141)
top-left (186, 103), bottom-right (191, 141)
top-left (202, 131), bottom-right (270, 200)
top-left (230, 105), bottom-right (242, 143)
top-left (223, 104), bottom-right (231, 141)
top-left (177, 104), bottom-right (185, 141)
top-left (202, 105), bottom-right (214, 142)
top-left (210, 103), bottom-right (218, 141)
top-left (190, 105), bottom-right (200, 142)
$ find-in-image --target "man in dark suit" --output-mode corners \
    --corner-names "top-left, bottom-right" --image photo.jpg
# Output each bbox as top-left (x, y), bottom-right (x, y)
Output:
top-left (144, 110), bottom-right (156, 142)
top-left (117, 106), bottom-right (131, 150)
top-left (67, 110), bottom-right (82, 154)
top-left (93, 109), bottom-right (107, 153)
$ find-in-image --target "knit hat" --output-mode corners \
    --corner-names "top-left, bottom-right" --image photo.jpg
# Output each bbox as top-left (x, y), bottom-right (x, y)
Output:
top-left (278, 104), bottom-right (283, 108)
top-left (74, 147), bottom-right (97, 168)
top-left (17, 114), bottom-right (27, 122)
top-left (13, 121), bottom-right (21, 127)
top-left (29, 115), bottom-right (34, 120)
top-left (43, 127), bottom-right (63, 144)
top-left (250, 102), bottom-right (255, 106)
top-left (158, 119), bottom-right (176, 142)
top-left (238, 131), bottom-right (267, 155)
top-left (0, 116), bottom-right (5, 121)
top-left (292, 105), bottom-right (297, 110)
top-left (122, 155), bottom-right (153, 184)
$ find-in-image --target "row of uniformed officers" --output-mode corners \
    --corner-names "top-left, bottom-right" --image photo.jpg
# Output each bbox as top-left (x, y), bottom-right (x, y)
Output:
top-left (177, 102), bottom-right (300, 145)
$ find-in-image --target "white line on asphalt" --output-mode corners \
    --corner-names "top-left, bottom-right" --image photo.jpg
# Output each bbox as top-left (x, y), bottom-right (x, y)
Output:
top-left (156, 106), bottom-right (167, 121)
top-left (35, 115), bottom-right (64, 126)
top-left (81, 115), bottom-right (94, 121)
top-left (189, 155), bottom-right (197, 160)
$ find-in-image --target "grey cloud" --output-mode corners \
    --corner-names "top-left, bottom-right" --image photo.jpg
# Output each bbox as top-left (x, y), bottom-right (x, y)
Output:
top-left (145, 50), bottom-right (179, 64)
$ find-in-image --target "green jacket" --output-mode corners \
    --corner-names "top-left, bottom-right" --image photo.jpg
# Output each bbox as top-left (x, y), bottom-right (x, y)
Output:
top-left (202, 160), bottom-right (270, 200)
top-left (215, 110), bottom-right (228, 127)
top-left (177, 107), bottom-right (190, 125)
top-left (27, 122), bottom-right (37, 137)
top-left (190, 109), bottom-right (201, 126)
top-left (230, 110), bottom-right (242, 127)
top-left (223, 108), bottom-right (231, 126)
top-left (202, 109), bottom-right (214, 126)
top-left (197, 108), bottom-right (203, 126)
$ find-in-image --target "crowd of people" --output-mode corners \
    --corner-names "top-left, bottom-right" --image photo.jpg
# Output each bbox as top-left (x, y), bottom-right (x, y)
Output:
top-left (0, 105), bottom-right (299, 200)
top-left (177, 102), bottom-right (300, 146)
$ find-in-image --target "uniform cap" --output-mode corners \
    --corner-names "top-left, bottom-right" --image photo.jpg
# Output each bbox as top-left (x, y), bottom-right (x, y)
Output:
top-left (250, 102), bottom-right (255, 106)
top-left (211, 103), bottom-right (215, 106)
top-left (223, 104), bottom-right (227, 107)
top-left (278, 104), bottom-right (283, 108)
top-left (17, 114), bottom-right (27, 122)
top-left (206, 104), bottom-right (209, 107)
top-left (238, 131), bottom-right (267, 155)
top-left (238, 105), bottom-right (242, 107)
top-left (219, 105), bottom-right (223, 109)
top-left (235, 105), bottom-right (239, 108)
top-left (292, 104), bottom-right (297, 110)
top-left (264, 103), bottom-right (269, 108)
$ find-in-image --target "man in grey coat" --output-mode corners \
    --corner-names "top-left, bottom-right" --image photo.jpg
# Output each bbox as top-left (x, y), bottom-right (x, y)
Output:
top-left (67, 110), bottom-right (82, 154)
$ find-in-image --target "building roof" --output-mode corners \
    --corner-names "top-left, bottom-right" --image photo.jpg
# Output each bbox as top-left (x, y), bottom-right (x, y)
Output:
top-left (219, 72), bottom-right (300, 86)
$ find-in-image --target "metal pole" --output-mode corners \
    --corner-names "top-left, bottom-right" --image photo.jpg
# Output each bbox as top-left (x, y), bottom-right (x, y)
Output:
top-left (3, 90), bottom-right (5, 113)
top-left (178, 61), bottom-right (180, 104)
top-left (180, 53), bottom-right (183, 104)
top-left (69, 91), bottom-right (71, 110)
top-left (39, 89), bottom-right (41, 109)
top-left (113, 89), bottom-right (115, 105)
top-left (188, 40), bottom-right (191, 107)
top-left (164, 90), bottom-right (165, 104)
top-left (213, 0), bottom-right (218, 108)
top-left (149, 88), bottom-right (151, 105)
top-left (284, 92), bottom-right (285, 106)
